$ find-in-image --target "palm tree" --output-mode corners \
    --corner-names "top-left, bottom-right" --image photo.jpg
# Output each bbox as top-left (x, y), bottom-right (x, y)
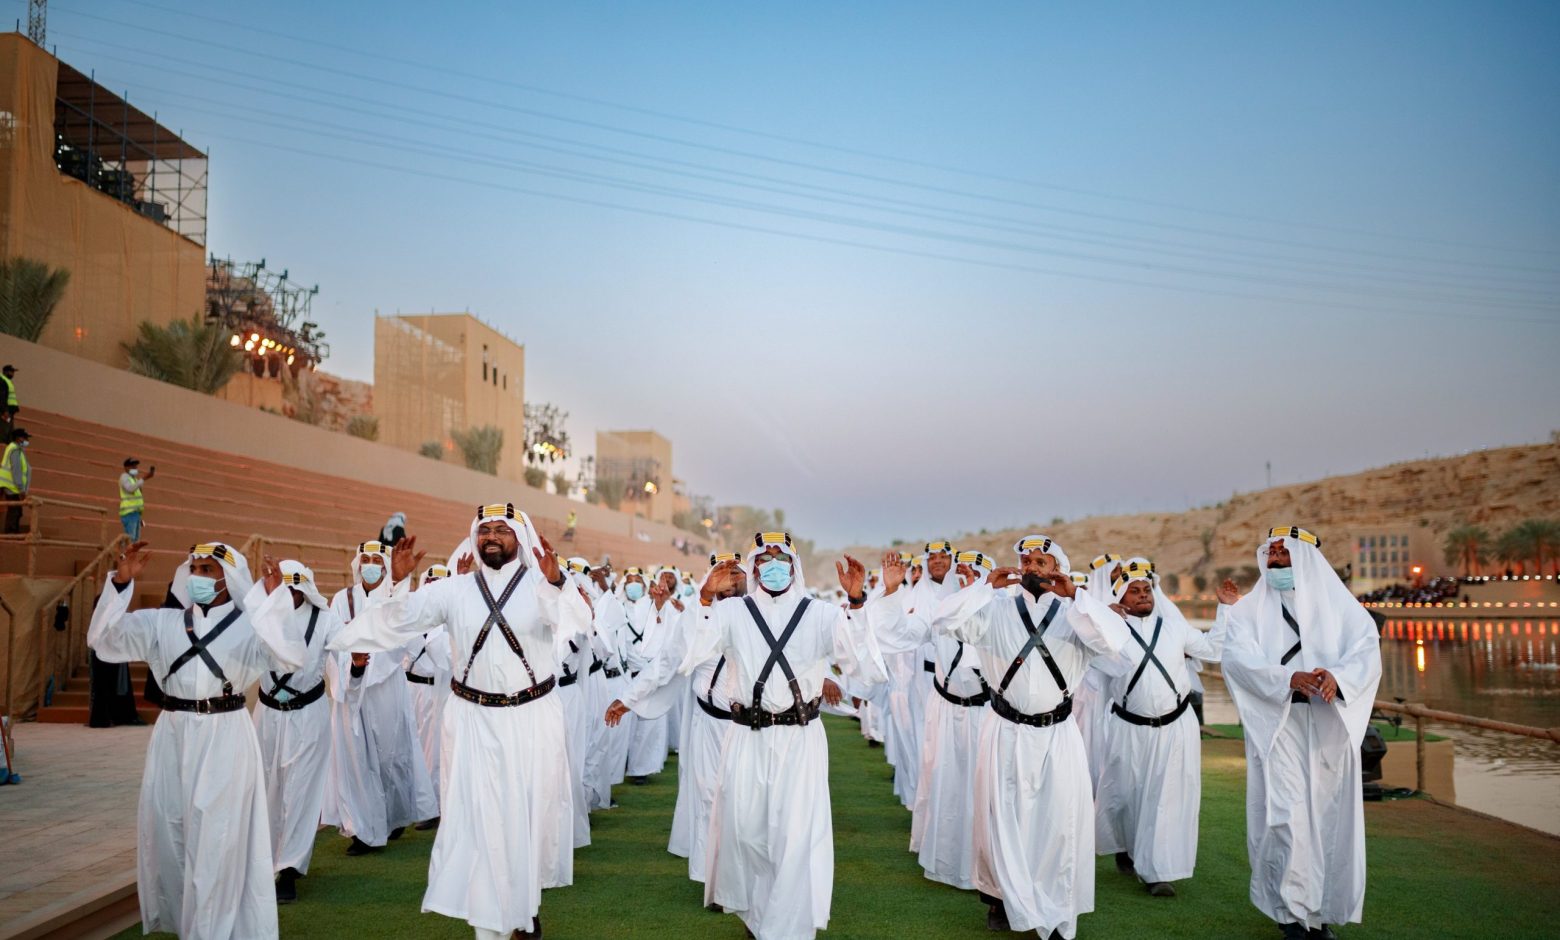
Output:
top-left (1492, 527), bottom-right (1531, 577)
top-left (1513, 519), bottom-right (1560, 576)
top-left (1442, 524), bottom-right (1490, 577)
top-left (0, 257), bottom-right (71, 341)
top-left (123, 315), bottom-right (243, 394)
top-left (451, 425), bottom-right (503, 475)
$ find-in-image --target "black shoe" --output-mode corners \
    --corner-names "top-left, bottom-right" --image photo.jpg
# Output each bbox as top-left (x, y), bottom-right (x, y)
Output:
top-left (868, 739), bottom-right (882, 748)
top-left (514, 915), bottom-right (543, 939)
top-left (1281, 925), bottom-right (1308, 940)
top-left (629, 775), bottom-right (648, 786)
top-left (1115, 851), bottom-right (1136, 874)
top-left (705, 903), bottom-right (724, 913)
top-left (1308, 928), bottom-right (1338, 940)
top-left (1146, 881), bottom-right (1175, 898)
top-left (414, 817), bottom-right (440, 831)
top-left (985, 901), bottom-right (1010, 932)
top-left (275, 868), bottom-right (298, 904)
top-left (388, 826), bottom-right (406, 840)
top-left (346, 837), bottom-right (376, 856)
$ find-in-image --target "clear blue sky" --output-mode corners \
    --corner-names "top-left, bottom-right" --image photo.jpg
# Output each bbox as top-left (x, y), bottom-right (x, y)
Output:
top-left (23, 0), bottom-right (1560, 547)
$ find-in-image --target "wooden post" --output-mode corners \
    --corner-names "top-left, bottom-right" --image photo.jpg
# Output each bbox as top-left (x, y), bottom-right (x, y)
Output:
top-left (1415, 714), bottom-right (1427, 794)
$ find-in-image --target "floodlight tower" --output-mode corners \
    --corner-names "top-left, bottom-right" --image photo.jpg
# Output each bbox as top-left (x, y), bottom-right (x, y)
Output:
top-left (28, 0), bottom-right (47, 45)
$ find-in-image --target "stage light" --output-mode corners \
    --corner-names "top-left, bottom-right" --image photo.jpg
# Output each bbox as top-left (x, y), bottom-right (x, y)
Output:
top-left (250, 333), bottom-right (259, 342)
top-left (244, 341), bottom-right (254, 351)
top-left (229, 334), bottom-right (241, 347)
top-left (644, 481), bottom-right (659, 495)
top-left (286, 354), bottom-right (295, 365)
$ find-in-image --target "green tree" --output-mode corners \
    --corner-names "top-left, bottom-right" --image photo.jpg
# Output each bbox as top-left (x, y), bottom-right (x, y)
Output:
top-left (552, 472), bottom-right (571, 497)
top-left (1513, 519), bottom-right (1560, 576)
top-left (1192, 574), bottom-right (1208, 593)
top-left (1442, 524), bottom-right (1490, 577)
top-left (123, 314), bottom-right (242, 394)
top-left (1163, 572), bottom-right (1181, 594)
top-left (451, 425), bottom-right (503, 475)
top-left (1492, 527), bottom-right (1529, 576)
top-left (0, 257), bottom-right (70, 341)
top-left (523, 466), bottom-right (547, 488)
top-left (418, 441), bottom-right (443, 461)
top-left (595, 477), bottom-right (625, 511)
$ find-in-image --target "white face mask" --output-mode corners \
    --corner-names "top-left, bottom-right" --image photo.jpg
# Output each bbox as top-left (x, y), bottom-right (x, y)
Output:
top-left (128, 468), bottom-right (139, 477)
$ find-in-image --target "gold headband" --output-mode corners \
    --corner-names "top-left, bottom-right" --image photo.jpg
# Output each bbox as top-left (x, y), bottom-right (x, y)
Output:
top-left (956, 550), bottom-right (994, 571)
top-left (477, 503), bottom-right (517, 521)
top-left (709, 551), bottom-right (740, 566)
top-left (425, 564), bottom-right (451, 580)
top-left (1016, 535), bottom-right (1053, 553)
top-left (754, 531), bottom-right (793, 549)
top-left (1090, 553), bottom-right (1121, 571)
top-left (280, 571), bottom-right (311, 586)
top-left (924, 540), bottom-right (954, 555)
top-left (190, 543), bottom-right (236, 564)
top-left (1268, 526), bottom-right (1320, 548)
top-left (358, 540), bottom-right (387, 555)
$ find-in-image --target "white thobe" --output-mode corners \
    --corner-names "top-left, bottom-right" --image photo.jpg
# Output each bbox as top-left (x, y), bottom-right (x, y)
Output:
top-left (321, 586), bottom-right (437, 846)
top-left (1222, 594), bottom-right (1382, 931)
top-left (403, 626), bottom-right (454, 809)
top-left (247, 590), bottom-right (341, 876)
top-left (931, 583), bottom-right (1127, 939)
top-left (681, 589), bottom-right (887, 940)
top-left (553, 607), bottom-right (595, 848)
top-left (583, 593), bottom-right (633, 807)
top-left (88, 578), bottom-right (295, 940)
top-left (623, 596), bottom-right (672, 777)
top-left (329, 560), bottom-right (588, 936)
top-left (1094, 611), bottom-right (1222, 883)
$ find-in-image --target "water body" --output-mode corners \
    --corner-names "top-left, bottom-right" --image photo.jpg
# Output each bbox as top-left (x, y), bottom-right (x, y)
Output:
top-left (1197, 618), bottom-right (1560, 836)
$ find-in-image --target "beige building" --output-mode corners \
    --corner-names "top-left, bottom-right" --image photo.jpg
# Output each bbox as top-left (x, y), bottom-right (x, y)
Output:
top-left (1350, 525), bottom-right (1438, 592)
top-left (596, 430), bottom-right (674, 524)
top-left (375, 313), bottom-right (526, 481)
top-left (0, 36), bottom-right (207, 367)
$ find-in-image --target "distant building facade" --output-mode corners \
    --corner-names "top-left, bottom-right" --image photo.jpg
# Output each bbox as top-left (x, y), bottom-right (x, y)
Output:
top-left (596, 430), bottom-right (674, 525)
top-left (375, 313), bottom-right (525, 481)
top-left (1351, 525), bottom-right (1437, 591)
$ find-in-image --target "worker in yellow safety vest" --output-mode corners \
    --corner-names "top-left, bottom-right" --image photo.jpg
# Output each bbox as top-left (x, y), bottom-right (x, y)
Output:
top-left (118, 457), bottom-right (156, 540)
top-left (1, 427), bottom-right (31, 534)
top-left (0, 364), bottom-right (18, 443)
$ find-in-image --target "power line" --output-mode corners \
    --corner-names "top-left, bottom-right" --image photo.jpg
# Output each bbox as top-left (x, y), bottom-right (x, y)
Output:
top-left (49, 4), bottom-right (1560, 280)
top-left (86, 0), bottom-right (1560, 260)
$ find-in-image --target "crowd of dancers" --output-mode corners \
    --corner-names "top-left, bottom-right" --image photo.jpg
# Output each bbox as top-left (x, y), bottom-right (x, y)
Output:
top-left (88, 504), bottom-right (1381, 940)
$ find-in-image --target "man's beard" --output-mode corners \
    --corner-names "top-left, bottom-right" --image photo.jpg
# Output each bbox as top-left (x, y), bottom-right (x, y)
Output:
top-left (1123, 601), bottom-right (1156, 618)
top-left (1020, 572), bottom-right (1053, 597)
top-left (481, 544), bottom-right (519, 569)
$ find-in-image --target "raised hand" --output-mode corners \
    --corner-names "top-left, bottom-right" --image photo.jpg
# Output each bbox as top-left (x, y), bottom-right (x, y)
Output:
top-left (649, 578), bottom-right (671, 609)
top-left (836, 554), bottom-right (867, 603)
top-left (1216, 578), bottom-right (1241, 605)
top-left (456, 552), bottom-right (476, 575)
top-left (1050, 572), bottom-right (1078, 599)
top-left (533, 532), bottom-right (563, 585)
top-left (987, 566), bottom-right (1022, 590)
top-left (261, 554), bottom-right (283, 594)
top-left (1109, 602), bottom-right (1128, 617)
top-left (701, 559), bottom-right (742, 606)
top-left (391, 535), bottom-right (426, 583)
top-left (113, 540), bottom-right (152, 585)
top-left (955, 562), bottom-right (978, 588)
top-left (881, 551), bottom-right (907, 595)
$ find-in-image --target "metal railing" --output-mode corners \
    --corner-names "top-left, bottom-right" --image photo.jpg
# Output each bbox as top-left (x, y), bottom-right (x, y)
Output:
top-left (237, 535), bottom-right (356, 594)
top-left (0, 496), bottom-right (116, 575)
top-left (1372, 699), bottom-right (1560, 795)
top-left (1, 591), bottom-right (15, 764)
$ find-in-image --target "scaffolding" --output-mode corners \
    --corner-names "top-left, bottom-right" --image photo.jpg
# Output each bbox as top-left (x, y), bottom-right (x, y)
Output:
top-left (51, 61), bottom-right (208, 245)
top-left (206, 257), bottom-right (326, 378)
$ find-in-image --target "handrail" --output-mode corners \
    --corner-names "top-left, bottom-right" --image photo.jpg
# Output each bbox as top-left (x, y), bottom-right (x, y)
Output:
top-left (0, 496), bottom-right (115, 575)
top-left (1, 591), bottom-right (15, 762)
top-left (1371, 699), bottom-right (1560, 798)
top-left (33, 534), bottom-right (130, 717)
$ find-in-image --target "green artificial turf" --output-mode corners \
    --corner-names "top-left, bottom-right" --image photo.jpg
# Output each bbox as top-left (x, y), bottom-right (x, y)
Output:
top-left (120, 715), bottom-right (1556, 939)
top-left (1207, 722), bottom-right (1446, 743)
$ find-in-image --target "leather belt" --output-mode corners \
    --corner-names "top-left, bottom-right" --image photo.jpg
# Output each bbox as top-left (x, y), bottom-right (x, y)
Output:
top-left (259, 681), bottom-right (325, 711)
top-left (449, 675), bottom-right (556, 708)
top-left (1111, 697), bottom-right (1190, 728)
top-left (922, 660), bottom-right (935, 673)
top-left (603, 666), bottom-right (623, 679)
top-left (558, 671), bottom-right (579, 688)
top-left (160, 692), bottom-right (247, 715)
top-left (589, 660), bottom-right (604, 675)
top-left (989, 692), bottom-right (1073, 728)
top-left (729, 696), bottom-right (822, 730)
top-left (933, 678), bottom-right (989, 708)
top-left (695, 695), bottom-right (733, 721)
top-left (405, 672), bottom-right (436, 686)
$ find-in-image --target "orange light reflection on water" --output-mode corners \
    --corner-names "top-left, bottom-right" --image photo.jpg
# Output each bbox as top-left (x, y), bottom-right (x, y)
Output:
top-left (1416, 639), bottom-right (1426, 673)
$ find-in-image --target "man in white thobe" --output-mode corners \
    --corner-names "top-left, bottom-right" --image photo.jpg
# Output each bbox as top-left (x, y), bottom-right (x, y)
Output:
top-left (674, 531), bottom-right (886, 940)
top-left (404, 564), bottom-right (455, 828)
top-left (322, 540), bottom-right (437, 854)
top-left (328, 504), bottom-right (588, 940)
top-left (582, 565), bottom-right (634, 809)
top-left (931, 534), bottom-right (1127, 939)
top-left (1221, 527), bottom-right (1382, 940)
top-left (1076, 553), bottom-right (1123, 797)
top-left (247, 558), bottom-right (341, 903)
top-left (1093, 557), bottom-right (1223, 897)
top-left (88, 540), bottom-right (293, 940)
top-left (556, 557), bottom-right (601, 848)
top-left (622, 566), bottom-right (682, 782)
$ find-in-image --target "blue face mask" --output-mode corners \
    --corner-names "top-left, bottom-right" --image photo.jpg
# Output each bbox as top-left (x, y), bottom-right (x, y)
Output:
top-left (187, 574), bottom-right (221, 605)
top-left (1266, 567), bottom-right (1295, 591)
top-left (681, 584), bottom-right (695, 597)
top-left (361, 563), bottom-right (384, 586)
top-left (625, 582), bottom-right (645, 602)
top-left (758, 559), bottom-right (793, 592)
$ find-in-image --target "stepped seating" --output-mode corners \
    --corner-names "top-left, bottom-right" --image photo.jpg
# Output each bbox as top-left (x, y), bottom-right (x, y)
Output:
top-left (3, 409), bottom-right (691, 724)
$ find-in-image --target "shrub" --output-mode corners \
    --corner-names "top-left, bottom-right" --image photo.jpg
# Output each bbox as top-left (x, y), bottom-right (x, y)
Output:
top-left (452, 425), bottom-right (503, 475)
top-left (346, 415), bottom-right (379, 441)
top-left (418, 441), bottom-right (443, 460)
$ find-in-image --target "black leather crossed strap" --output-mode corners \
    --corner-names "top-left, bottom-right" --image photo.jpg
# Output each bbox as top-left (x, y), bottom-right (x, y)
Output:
top-left (165, 605), bottom-right (243, 695)
top-left (989, 596), bottom-right (1073, 727)
top-left (261, 607), bottom-right (327, 710)
top-left (558, 640), bottom-right (580, 687)
top-left (405, 630), bottom-right (437, 685)
top-left (1280, 603), bottom-right (1302, 666)
top-left (450, 566), bottom-right (555, 707)
top-left (696, 655), bottom-right (733, 721)
top-left (933, 641), bottom-right (989, 707)
top-left (730, 597), bottom-right (820, 730)
top-left (1110, 615), bottom-right (1186, 727)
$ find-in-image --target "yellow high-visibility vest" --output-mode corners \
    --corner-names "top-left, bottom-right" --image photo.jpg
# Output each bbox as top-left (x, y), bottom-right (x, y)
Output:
top-left (0, 443), bottom-right (28, 493)
top-left (119, 474), bottom-right (145, 516)
top-left (1, 375), bottom-right (16, 407)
